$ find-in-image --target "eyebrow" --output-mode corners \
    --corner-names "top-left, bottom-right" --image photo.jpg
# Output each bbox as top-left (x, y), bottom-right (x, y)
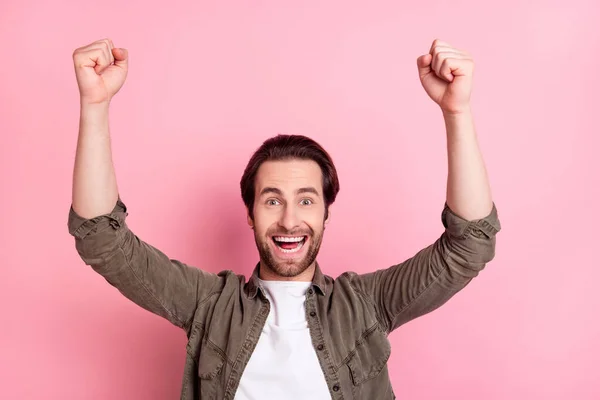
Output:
top-left (259, 187), bottom-right (320, 197)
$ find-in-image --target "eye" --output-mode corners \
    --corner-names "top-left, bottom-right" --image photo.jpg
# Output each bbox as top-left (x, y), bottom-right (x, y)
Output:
top-left (266, 199), bottom-right (280, 206)
top-left (300, 199), bottom-right (313, 206)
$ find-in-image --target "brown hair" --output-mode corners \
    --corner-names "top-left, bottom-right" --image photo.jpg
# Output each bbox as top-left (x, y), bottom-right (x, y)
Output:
top-left (240, 134), bottom-right (340, 221)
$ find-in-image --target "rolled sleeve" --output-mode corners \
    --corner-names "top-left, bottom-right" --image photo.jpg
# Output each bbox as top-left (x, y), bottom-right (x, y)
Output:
top-left (442, 203), bottom-right (501, 240)
top-left (441, 202), bottom-right (501, 269)
top-left (68, 197), bottom-right (128, 240)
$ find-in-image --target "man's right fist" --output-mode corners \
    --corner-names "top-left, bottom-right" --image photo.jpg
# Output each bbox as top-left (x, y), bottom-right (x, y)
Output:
top-left (73, 38), bottom-right (128, 105)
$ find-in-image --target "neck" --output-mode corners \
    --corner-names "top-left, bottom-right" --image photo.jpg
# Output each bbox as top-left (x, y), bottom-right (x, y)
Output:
top-left (258, 262), bottom-right (316, 282)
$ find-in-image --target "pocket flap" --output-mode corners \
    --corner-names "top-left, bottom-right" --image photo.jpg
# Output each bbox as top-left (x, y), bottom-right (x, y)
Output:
top-left (347, 326), bottom-right (391, 385)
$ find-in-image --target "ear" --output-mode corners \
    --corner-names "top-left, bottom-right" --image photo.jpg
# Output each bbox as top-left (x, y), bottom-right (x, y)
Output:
top-left (325, 208), bottom-right (331, 226)
top-left (247, 210), bottom-right (254, 229)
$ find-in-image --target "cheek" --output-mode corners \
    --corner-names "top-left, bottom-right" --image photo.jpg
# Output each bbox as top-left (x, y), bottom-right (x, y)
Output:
top-left (304, 215), bottom-right (326, 233)
top-left (252, 211), bottom-right (277, 235)
top-left (307, 206), bottom-right (326, 223)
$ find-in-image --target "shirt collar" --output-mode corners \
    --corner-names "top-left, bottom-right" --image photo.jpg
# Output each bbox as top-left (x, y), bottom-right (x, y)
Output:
top-left (246, 261), bottom-right (328, 299)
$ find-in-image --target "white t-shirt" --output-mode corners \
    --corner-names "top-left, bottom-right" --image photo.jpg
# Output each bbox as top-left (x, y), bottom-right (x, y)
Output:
top-left (234, 279), bottom-right (331, 399)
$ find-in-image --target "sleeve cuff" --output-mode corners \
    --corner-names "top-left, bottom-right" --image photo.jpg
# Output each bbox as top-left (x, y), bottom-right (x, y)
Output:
top-left (68, 197), bottom-right (128, 239)
top-left (441, 202), bottom-right (501, 239)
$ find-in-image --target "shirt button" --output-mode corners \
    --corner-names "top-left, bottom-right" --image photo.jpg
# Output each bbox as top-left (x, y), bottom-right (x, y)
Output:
top-left (332, 384), bottom-right (340, 392)
top-left (317, 344), bottom-right (324, 351)
top-left (309, 311), bottom-right (316, 317)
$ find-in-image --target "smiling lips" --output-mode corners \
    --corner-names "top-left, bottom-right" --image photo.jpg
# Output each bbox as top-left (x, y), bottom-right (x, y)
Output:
top-left (272, 236), bottom-right (307, 254)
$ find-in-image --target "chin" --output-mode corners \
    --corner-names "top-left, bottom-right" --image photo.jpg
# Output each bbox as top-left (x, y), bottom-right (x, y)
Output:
top-left (269, 260), bottom-right (312, 278)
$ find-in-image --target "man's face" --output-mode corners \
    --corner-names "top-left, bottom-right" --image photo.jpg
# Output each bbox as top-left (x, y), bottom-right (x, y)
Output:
top-left (249, 159), bottom-right (329, 279)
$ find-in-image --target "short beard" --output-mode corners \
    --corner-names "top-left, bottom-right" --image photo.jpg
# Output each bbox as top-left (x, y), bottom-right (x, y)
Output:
top-left (255, 228), bottom-right (324, 278)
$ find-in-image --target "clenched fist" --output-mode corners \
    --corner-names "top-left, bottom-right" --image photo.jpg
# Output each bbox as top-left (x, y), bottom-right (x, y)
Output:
top-left (73, 38), bottom-right (128, 105)
top-left (417, 39), bottom-right (474, 115)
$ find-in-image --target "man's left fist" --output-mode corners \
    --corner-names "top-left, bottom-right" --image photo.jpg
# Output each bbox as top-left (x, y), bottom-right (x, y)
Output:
top-left (417, 39), bottom-right (474, 115)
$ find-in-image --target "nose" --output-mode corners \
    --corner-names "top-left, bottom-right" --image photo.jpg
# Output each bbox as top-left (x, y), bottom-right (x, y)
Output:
top-left (279, 204), bottom-right (300, 232)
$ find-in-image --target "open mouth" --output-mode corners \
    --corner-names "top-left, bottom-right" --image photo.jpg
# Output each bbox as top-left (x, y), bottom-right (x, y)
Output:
top-left (272, 235), bottom-right (307, 254)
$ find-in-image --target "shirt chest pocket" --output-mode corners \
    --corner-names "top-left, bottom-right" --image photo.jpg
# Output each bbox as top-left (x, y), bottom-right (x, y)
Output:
top-left (345, 325), bottom-right (392, 392)
top-left (196, 343), bottom-right (227, 399)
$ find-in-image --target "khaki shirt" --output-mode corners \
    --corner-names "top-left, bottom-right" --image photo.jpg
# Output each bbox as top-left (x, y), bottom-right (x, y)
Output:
top-left (68, 198), bottom-right (501, 399)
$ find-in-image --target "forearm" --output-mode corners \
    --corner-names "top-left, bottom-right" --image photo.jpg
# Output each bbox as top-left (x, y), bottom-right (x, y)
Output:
top-left (444, 109), bottom-right (493, 220)
top-left (72, 102), bottom-right (119, 219)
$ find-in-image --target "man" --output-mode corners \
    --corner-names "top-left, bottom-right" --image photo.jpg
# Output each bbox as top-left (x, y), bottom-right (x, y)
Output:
top-left (69, 38), bottom-right (501, 399)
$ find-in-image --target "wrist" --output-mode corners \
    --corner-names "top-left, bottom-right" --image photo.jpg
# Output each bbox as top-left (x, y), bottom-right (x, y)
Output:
top-left (79, 101), bottom-right (110, 132)
top-left (442, 105), bottom-right (472, 120)
top-left (443, 107), bottom-right (476, 141)
top-left (80, 100), bottom-right (110, 117)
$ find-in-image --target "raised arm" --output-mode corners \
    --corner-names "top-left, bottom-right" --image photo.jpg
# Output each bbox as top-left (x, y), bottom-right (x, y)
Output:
top-left (72, 38), bottom-right (125, 218)
top-left (418, 39), bottom-right (494, 220)
top-left (69, 39), bottom-right (218, 329)
top-left (351, 39), bottom-right (501, 333)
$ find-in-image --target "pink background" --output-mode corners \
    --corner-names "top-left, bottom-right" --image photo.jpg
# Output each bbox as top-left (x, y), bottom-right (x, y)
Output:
top-left (1, 0), bottom-right (599, 399)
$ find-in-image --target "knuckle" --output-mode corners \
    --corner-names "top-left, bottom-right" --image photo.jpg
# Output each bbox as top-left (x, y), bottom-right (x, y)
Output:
top-left (73, 49), bottom-right (86, 61)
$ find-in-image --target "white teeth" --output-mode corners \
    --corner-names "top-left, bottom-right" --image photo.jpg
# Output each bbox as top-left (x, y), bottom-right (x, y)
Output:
top-left (273, 236), bottom-right (305, 243)
top-left (273, 236), bottom-right (306, 254)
